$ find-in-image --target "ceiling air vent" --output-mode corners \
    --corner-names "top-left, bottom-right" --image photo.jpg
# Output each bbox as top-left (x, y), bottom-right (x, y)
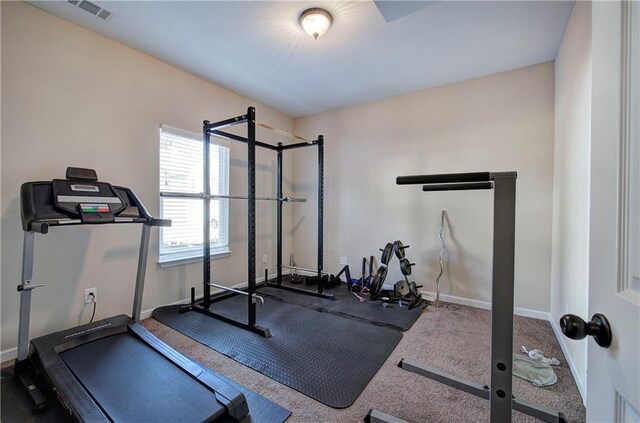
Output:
top-left (67, 0), bottom-right (113, 21)
top-left (97, 9), bottom-right (111, 20)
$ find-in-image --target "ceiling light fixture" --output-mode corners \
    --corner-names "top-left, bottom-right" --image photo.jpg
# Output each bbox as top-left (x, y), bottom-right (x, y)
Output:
top-left (299, 8), bottom-right (333, 40)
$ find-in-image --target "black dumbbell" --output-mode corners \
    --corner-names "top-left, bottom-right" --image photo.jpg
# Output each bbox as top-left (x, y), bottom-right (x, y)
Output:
top-left (393, 240), bottom-right (410, 259)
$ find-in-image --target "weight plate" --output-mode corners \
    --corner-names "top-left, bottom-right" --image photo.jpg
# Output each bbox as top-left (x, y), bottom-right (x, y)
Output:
top-left (369, 265), bottom-right (388, 299)
top-left (380, 242), bottom-right (393, 265)
top-left (394, 240), bottom-right (405, 259)
top-left (400, 258), bottom-right (413, 276)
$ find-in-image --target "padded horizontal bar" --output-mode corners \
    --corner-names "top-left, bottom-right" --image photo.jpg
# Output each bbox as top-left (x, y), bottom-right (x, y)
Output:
top-left (422, 182), bottom-right (493, 192)
top-left (203, 115), bottom-right (247, 132)
top-left (396, 172), bottom-right (491, 185)
top-left (280, 141), bottom-right (318, 150)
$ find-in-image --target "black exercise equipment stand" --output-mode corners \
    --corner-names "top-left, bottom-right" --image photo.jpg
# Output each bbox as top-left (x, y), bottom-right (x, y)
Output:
top-left (162, 107), bottom-right (331, 339)
top-left (14, 167), bottom-right (248, 422)
top-left (367, 171), bottom-right (566, 423)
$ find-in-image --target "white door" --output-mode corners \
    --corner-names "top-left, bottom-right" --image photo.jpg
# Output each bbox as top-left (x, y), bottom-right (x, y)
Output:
top-left (587, 0), bottom-right (640, 421)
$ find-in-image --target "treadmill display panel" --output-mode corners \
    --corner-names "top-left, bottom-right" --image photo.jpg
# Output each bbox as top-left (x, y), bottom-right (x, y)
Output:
top-left (52, 179), bottom-right (125, 222)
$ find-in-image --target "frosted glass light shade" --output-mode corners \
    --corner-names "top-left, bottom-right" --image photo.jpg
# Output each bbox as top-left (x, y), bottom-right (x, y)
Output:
top-left (299, 8), bottom-right (333, 39)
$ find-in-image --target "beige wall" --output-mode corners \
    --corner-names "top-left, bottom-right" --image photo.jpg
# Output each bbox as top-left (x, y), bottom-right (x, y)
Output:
top-left (550, 1), bottom-right (591, 400)
top-left (292, 62), bottom-right (555, 314)
top-left (1, 1), bottom-right (570, 363)
top-left (1, 2), bottom-right (294, 357)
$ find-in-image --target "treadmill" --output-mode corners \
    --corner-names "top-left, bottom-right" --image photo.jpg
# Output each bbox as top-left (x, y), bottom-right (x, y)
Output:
top-left (14, 167), bottom-right (249, 422)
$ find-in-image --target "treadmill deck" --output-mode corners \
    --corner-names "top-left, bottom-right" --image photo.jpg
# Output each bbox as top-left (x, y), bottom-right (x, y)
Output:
top-left (27, 315), bottom-right (246, 422)
top-left (61, 333), bottom-right (224, 422)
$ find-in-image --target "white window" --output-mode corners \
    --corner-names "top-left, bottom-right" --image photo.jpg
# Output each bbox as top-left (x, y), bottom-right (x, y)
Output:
top-left (159, 126), bottom-right (230, 264)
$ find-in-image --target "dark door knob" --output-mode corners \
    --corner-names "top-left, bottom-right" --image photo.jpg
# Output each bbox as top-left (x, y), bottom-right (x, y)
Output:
top-left (560, 313), bottom-right (612, 348)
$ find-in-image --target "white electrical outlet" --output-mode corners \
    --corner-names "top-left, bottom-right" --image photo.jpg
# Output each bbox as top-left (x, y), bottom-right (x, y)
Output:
top-left (262, 254), bottom-right (268, 264)
top-left (340, 256), bottom-right (348, 265)
top-left (85, 287), bottom-right (97, 304)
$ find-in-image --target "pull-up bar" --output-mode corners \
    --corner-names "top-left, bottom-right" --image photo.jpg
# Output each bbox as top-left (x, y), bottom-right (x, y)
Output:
top-left (205, 115), bottom-right (317, 151)
top-left (253, 120), bottom-right (312, 143)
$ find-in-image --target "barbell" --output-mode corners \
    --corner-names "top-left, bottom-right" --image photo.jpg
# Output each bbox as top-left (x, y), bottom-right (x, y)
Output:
top-left (160, 192), bottom-right (306, 203)
top-left (209, 283), bottom-right (265, 306)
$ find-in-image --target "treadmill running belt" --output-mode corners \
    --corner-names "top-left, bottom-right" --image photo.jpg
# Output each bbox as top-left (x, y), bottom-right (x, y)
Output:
top-left (60, 333), bottom-right (225, 423)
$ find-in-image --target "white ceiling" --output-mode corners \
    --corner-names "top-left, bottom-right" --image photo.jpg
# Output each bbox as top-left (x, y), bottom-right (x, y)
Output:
top-left (29, 1), bottom-right (574, 118)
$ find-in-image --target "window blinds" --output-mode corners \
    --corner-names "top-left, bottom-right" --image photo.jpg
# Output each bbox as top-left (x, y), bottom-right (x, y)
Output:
top-left (159, 126), bottom-right (230, 261)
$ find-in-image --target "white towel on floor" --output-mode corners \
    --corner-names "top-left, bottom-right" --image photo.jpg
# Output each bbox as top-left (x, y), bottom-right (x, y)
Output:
top-left (521, 346), bottom-right (561, 366)
top-left (513, 354), bottom-right (558, 387)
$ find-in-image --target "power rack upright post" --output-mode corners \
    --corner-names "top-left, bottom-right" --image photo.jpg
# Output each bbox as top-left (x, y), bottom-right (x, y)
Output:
top-left (275, 135), bottom-right (327, 298)
top-left (163, 107), bottom-right (330, 339)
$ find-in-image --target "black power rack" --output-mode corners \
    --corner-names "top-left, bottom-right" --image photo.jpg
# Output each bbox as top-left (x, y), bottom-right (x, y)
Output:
top-left (162, 107), bottom-right (329, 338)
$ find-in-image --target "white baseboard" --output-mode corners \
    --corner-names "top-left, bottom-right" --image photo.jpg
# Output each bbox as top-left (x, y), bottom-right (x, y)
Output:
top-left (550, 314), bottom-right (587, 404)
top-left (421, 291), bottom-right (550, 320)
top-left (1, 347), bottom-right (17, 364)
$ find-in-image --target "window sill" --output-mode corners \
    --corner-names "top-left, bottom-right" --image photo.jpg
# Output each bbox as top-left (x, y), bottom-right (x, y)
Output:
top-left (158, 250), bottom-right (232, 268)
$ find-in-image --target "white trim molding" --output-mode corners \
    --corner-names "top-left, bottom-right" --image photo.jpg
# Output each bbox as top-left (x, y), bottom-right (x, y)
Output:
top-left (420, 290), bottom-right (550, 320)
top-left (1, 347), bottom-right (18, 364)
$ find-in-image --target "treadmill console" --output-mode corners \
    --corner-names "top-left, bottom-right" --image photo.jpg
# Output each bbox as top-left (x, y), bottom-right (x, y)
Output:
top-left (52, 178), bottom-right (125, 223)
top-left (21, 167), bottom-right (169, 232)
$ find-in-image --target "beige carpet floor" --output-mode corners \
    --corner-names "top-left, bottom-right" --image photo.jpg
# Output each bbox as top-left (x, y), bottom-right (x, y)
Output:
top-left (141, 303), bottom-right (585, 423)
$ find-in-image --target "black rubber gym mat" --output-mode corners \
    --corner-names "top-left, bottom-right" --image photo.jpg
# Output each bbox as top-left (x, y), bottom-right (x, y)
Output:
top-left (1, 361), bottom-right (290, 423)
top-left (259, 278), bottom-right (426, 331)
top-left (153, 297), bottom-right (403, 408)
